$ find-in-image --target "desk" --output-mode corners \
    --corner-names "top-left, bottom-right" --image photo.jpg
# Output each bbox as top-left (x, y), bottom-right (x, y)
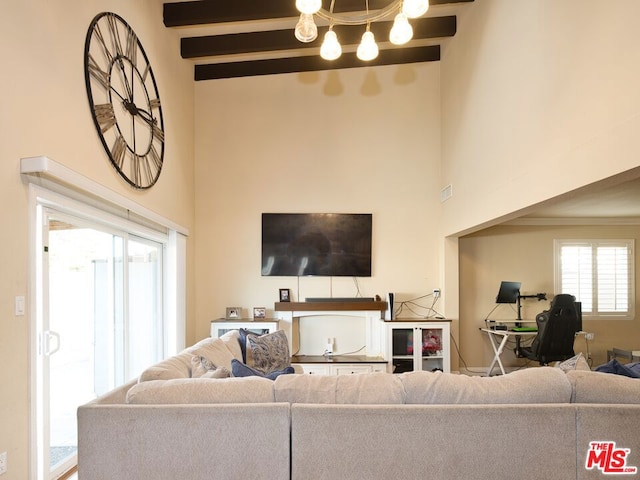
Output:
top-left (480, 328), bottom-right (538, 376)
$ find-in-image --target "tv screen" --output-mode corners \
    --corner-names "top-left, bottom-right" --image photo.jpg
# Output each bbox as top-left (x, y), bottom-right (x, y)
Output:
top-left (261, 213), bottom-right (372, 277)
top-left (496, 281), bottom-right (521, 304)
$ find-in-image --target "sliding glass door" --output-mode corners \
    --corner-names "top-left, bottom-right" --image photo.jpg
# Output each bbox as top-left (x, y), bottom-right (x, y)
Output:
top-left (37, 208), bottom-right (164, 479)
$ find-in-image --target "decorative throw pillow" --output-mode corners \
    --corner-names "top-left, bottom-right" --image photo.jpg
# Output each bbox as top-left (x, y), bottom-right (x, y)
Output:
top-left (200, 366), bottom-right (231, 379)
top-left (595, 358), bottom-right (640, 378)
top-left (231, 358), bottom-right (294, 380)
top-left (246, 330), bottom-right (291, 374)
top-left (238, 328), bottom-right (251, 363)
top-left (190, 355), bottom-right (230, 379)
top-left (555, 352), bottom-right (591, 372)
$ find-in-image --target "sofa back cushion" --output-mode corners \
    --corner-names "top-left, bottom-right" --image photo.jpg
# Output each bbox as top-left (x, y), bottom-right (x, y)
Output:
top-left (137, 331), bottom-right (242, 383)
top-left (137, 352), bottom-right (193, 382)
top-left (126, 377), bottom-right (275, 404)
top-left (274, 373), bottom-right (405, 404)
top-left (566, 370), bottom-right (640, 403)
top-left (401, 367), bottom-right (572, 404)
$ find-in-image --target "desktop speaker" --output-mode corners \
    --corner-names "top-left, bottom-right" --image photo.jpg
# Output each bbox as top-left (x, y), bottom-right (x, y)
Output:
top-left (385, 292), bottom-right (394, 321)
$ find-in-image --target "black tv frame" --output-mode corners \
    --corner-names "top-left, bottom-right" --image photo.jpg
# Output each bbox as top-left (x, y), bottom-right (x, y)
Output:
top-left (261, 213), bottom-right (372, 277)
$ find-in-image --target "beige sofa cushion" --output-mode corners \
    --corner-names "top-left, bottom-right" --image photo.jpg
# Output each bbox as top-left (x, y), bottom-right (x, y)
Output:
top-left (137, 352), bottom-right (193, 382)
top-left (401, 367), bottom-right (572, 404)
top-left (566, 369), bottom-right (640, 403)
top-left (274, 373), bottom-right (405, 404)
top-left (191, 337), bottom-right (237, 373)
top-left (138, 331), bottom-right (242, 382)
top-left (216, 329), bottom-right (243, 361)
top-left (335, 373), bottom-right (405, 404)
top-left (126, 377), bottom-right (275, 404)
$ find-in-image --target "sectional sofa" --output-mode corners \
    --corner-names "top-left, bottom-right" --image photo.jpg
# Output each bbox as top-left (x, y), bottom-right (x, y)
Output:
top-left (78, 332), bottom-right (640, 480)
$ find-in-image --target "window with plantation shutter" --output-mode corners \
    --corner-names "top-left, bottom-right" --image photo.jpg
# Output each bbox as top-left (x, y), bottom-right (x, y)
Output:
top-left (554, 240), bottom-right (634, 319)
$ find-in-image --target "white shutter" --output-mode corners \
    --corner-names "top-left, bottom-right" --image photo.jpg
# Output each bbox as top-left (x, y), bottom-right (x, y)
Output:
top-left (555, 240), bottom-right (634, 319)
top-left (596, 245), bottom-right (629, 313)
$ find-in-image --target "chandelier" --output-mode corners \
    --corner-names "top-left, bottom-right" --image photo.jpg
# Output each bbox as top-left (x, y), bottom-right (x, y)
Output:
top-left (295, 0), bottom-right (430, 61)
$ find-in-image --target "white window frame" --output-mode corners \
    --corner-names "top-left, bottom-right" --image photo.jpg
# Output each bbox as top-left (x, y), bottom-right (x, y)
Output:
top-left (554, 239), bottom-right (635, 320)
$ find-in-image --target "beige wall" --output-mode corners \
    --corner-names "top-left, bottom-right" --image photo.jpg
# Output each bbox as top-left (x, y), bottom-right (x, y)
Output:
top-left (0, 1), bottom-right (194, 478)
top-left (440, 0), bottom-right (640, 372)
top-left (193, 64), bottom-right (443, 346)
top-left (459, 224), bottom-right (640, 371)
top-left (441, 0), bottom-right (640, 236)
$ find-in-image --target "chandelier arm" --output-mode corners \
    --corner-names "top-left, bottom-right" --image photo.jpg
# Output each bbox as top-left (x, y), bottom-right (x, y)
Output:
top-left (315, 0), bottom-right (402, 25)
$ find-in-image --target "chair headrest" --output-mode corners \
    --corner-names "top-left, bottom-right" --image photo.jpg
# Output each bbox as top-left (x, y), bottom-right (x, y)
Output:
top-left (550, 293), bottom-right (576, 308)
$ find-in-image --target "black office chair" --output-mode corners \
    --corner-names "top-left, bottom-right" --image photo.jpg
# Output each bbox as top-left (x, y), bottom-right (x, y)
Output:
top-left (521, 294), bottom-right (580, 365)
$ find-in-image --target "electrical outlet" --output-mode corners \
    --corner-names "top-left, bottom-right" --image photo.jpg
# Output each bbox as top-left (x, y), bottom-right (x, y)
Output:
top-left (433, 288), bottom-right (441, 299)
top-left (585, 332), bottom-right (595, 341)
top-left (0, 451), bottom-right (7, 475)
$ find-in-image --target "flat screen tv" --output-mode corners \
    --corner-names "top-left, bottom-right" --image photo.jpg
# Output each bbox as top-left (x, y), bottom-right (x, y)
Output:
top-left (261, 213), bottom-right (372, 277)
top-left (495, 281), bottom-right (521, 304)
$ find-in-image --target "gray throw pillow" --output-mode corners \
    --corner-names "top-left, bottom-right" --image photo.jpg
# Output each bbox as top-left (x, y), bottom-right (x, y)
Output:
top-left (190, 355), bottom-right (230, 378)
top-left (246, 330), bottom-right (290, 374)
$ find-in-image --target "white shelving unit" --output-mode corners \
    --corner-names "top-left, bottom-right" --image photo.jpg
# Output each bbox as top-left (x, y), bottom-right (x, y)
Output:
top-left (387, 320), bottom-right (451, 373)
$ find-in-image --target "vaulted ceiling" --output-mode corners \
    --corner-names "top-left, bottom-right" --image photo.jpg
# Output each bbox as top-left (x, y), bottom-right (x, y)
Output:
top-left (163, 0), bottom-right (475, 80)
top-left (162, 1), bottom-right (640, 221)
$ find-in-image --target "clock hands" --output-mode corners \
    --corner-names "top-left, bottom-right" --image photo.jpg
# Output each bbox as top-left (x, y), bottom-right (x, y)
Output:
top-left (122, 101), bottom-right (157, 127)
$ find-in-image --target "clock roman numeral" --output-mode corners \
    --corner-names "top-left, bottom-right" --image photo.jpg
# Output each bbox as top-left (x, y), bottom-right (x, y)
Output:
top-left (131, 154), bottom-right (141, 188)
top-left (87, 54), bottom-right (110, 90)
top-left (94, 103), bottom-right (116, 133)
top-left (150, 98), bottom-right (161, 110)
top-left (111, 135), bottom-right (127, 169)
top-left (106, 13), bottom-right (125, 58)
top-left (141, 63), bottom-right (151, 82)
top-left (152, 123), bottom-right (165, 143)
top-left (91, 24), bottom-right (114, 64)
top-left (148, 144), bottom-right (162, 171)
top-left (125, 27), bottom-right (138, 67)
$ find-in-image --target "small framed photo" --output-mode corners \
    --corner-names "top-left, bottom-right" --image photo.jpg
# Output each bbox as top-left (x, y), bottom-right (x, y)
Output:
top-left (226, 307), bottom-right (241, 319)
top-left (253, 307), bottom-right (266, 319)
top-left (279, 288), bottom-right (291, 302)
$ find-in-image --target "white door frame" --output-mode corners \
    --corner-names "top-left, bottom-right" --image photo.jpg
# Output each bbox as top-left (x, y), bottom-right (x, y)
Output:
top-left (27, 181), bottom-right (187, 479)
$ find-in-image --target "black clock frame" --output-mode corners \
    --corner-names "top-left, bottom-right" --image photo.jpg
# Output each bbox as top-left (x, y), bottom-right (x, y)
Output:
top-left (84, 11), bottom-right (165, 189)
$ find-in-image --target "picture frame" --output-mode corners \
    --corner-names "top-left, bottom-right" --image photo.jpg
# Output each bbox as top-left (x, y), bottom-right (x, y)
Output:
top-left (225, 307), bottom-right (241, 319)
top-left (279, 288), bottom-right (291, 302)
top-left (253, 307), bottom-right (266, 319)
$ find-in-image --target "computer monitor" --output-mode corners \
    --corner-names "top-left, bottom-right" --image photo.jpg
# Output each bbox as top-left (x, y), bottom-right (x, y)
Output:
top-left (496, 281), bottom-right (521, 304)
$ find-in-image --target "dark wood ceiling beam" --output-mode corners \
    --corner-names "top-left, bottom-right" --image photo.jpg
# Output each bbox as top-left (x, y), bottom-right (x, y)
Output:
top-left (164, 0), bottom-right (473, 27)
top-left (194, 45), bottom-right (440, 80)
top-left (181, 16), bottom-right (455, 59)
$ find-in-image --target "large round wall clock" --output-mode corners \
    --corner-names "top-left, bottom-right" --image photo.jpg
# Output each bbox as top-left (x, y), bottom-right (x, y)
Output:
top-left (84, 12), bottom-right (165, 189)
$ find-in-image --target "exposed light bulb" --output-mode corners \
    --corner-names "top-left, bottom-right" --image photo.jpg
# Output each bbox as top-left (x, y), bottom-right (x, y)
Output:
top-left (389, 12), bottom-right (413, 45)
top-left (357, 30), bottom-right (379, 61)
top-left (295, 0), bottom-right (322, 15)
top-left (295, 13), bottom-right (318, 43)
top-left (402, 0), bottom-right (429, 18)
top-left (320, 29), bottom-right (342, 60)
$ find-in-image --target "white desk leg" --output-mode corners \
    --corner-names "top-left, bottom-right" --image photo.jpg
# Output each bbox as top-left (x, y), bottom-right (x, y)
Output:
top-left (486, 333), bottom-right (509, 376)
